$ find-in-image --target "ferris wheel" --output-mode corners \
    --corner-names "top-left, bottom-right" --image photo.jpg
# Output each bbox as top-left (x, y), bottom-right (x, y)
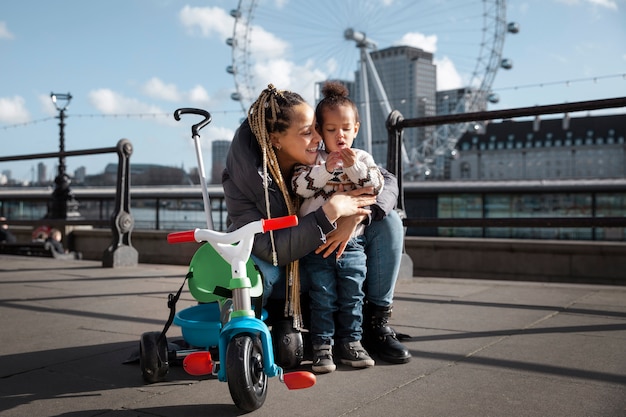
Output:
top-left (228, 0), bottom-right (517, 179)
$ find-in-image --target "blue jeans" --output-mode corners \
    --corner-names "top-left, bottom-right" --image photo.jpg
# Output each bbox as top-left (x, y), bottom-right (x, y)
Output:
top-left (252, 209), bottom-right (404, 309)
top-left (302, 236), bottom-right (366, 345)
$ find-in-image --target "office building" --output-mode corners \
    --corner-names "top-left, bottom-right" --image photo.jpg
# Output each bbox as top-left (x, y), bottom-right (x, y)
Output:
top-left (353, 45), bottom-right (437, 166)
top-left (211, 140), bottom-right (231, 184)
top-left (37, 162), bottom-right (47, 185)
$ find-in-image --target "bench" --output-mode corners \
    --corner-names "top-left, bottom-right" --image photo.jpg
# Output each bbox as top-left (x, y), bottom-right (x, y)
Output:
top-left (0, 241), bottom-right (55, 257)
top-left (0, 241), bottom-right (80, 260)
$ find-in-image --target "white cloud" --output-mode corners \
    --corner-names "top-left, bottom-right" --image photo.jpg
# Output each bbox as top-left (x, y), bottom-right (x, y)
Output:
top-left (236, 22), bottom-right (314, 102)
top-left (142, 77), bottom-right (182, 102)
top-left (0, 96), bottom-right (30, 123)
top-left (0, 22), bottom-right (14, 40)
top-left (179, 6), bottom-right (233, 40)
top-left (587, 0), bottom-right (618, 9)
top-left (555, 0), bottom-right (619, 9)
top-left (248, 24), bottom-right (289, 60)
top-left (201, 125), bottom-right (234, 147)
top-left (250, 58), bottom-right (325, 105)
top-left (434, 57), bottom-right (464, 91)
top-left (395, 32), bottom-right (438, 54)
top-left (392, 31), bottom-right (463, 91)
top-left (188, 85), bottom-right (211, 104)
top-left (142, 77), bottom-right (214, 106)
top-left (272, 0), bottom-right (290, 8)
top-left (88, 88), bottom-right (176, 126)
top-left (252, 59), bottom-right (293, 94)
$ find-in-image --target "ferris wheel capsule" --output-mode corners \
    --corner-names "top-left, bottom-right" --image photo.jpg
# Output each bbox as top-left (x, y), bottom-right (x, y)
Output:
top-left (488, 93), bottom-right (500, 103)
top-left (507, 22), bottom-right (520, 34)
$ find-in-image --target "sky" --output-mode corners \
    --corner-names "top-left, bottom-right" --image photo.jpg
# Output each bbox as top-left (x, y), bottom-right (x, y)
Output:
top-left (1, 0), bottom-right (625, 184)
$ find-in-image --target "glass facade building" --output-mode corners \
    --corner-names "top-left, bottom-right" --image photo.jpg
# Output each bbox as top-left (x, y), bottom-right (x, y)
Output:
top-left (402, 177), bottom-right (626, 242)
top-left (353, 46), bottom-right (436, 167)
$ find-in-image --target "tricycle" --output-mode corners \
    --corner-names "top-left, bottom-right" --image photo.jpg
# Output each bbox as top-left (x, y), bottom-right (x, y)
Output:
top-left (138, 108), bottom-right (315, 412)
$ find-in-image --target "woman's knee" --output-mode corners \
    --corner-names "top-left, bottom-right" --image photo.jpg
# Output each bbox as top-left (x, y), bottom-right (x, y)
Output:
top-left (365, 211), bottom-right (403, 250)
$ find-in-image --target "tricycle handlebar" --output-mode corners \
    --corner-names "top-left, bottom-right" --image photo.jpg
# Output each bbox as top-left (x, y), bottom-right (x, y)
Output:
top-left (167, 215), bottom-right (298, 245)
top-left (167, 230), bottom-right (196, 244)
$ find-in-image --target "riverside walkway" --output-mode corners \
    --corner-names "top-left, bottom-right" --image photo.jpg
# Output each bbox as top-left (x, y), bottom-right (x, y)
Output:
top-left (0, 254), bottom-right (624, 416)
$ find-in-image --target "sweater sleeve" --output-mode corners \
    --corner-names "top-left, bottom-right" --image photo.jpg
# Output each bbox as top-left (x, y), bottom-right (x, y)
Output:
top-left (292, 163), bottom-right (334, 198)
top-left (342, 150), bottom-right (384, 194)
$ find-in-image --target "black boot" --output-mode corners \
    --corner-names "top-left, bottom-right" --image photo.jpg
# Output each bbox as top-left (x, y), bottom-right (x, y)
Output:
top-left (363, 303), bottom-right (411, 364)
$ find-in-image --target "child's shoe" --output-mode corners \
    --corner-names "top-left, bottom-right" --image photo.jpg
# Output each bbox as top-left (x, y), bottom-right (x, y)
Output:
top-left (337, 340), bottom-right (375, 368)
top-left (312, 344), bottom-right (336, 373)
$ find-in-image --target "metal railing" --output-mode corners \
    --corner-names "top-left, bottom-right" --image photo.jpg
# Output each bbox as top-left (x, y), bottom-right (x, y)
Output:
top-left (0, 185), bottom-right (228, 231)
top-left (2, 180), bottom-right (625, 240)
top-left (385, 96), bottom-right (626, 233)
top-left (2, 97), bottom-right (625, 249)
top-left (0, 139), bottom-right (136, 266)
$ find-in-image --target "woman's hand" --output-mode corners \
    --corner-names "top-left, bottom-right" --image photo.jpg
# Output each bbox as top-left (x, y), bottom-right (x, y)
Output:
top-left (315, 214), bottom-right (365, 258)
top-left (321, 187), bottom-right (376, 223)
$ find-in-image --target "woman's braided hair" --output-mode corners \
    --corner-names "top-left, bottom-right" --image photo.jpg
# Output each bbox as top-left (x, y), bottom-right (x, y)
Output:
top-left (247, 84), bottom-right (306, 328)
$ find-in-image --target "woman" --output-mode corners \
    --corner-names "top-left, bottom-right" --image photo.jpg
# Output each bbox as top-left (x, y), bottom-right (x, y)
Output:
top-left (222, 84), bottom-right (410, 364)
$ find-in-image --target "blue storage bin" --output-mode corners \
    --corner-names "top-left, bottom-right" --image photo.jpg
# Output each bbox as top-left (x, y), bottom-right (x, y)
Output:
top-left (174, 302), bottom-right (222, 348)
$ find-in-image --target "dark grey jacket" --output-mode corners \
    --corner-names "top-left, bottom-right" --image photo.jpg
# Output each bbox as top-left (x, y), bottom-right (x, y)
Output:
top-left (222, 119), bottom-right (399, 266)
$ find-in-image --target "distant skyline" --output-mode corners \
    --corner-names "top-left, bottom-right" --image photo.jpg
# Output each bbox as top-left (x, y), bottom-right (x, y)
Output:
top-left (1, 0), bottom-right (625, 184)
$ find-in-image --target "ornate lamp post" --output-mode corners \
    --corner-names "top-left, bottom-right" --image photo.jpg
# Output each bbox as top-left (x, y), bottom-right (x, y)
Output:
top-left (48, 92), bottom-right (78, 219)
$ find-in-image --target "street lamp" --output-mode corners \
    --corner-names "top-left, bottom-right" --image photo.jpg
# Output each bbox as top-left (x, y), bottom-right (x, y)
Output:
top-left (48, 92), bottom-right (78, 219)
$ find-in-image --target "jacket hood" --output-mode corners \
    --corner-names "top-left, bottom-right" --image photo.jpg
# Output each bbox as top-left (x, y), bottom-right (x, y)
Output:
top-left (224, 120), bottom-right (265, 205)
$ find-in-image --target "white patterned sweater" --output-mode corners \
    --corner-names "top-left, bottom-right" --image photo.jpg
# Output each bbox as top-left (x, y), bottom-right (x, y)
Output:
top-left (292, 149), bottom-right (384, 238)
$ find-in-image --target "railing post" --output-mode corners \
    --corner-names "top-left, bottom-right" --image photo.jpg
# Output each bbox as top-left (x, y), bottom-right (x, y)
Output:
top-left (386, 110), bottom-right (405, 212)
top-left (102, 139), bottom-right (138, 267)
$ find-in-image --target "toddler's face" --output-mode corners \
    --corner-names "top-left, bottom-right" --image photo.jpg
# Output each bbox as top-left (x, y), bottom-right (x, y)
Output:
top-left (319, 105), bottom-right (360, 153)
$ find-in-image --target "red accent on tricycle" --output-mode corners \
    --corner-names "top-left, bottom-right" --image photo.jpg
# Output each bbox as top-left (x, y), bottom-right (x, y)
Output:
top-left (167, 230), bottom-right (196, 244)
top-left (183, 351), bottom-right (213, 376)
top-left (283, 371), bottom-right (316, 390)
top-left (261, 215), bottom-right (298, 233)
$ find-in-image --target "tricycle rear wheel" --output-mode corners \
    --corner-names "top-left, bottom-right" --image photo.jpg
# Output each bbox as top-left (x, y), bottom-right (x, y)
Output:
top-left (226, 334), bottom-right (268, 412)
top-left (272, 320), bottom-right (304, 369)
top-left (139, 331), bottom-right (169, 383)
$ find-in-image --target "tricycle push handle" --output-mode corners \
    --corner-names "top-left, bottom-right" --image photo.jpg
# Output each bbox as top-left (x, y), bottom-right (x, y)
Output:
top-left (173, 108), bottom-right (212, 138)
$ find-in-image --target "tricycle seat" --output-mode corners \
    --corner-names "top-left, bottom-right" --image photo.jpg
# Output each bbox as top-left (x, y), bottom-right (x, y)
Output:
top-left (187, 242), bottom-right (263, 303)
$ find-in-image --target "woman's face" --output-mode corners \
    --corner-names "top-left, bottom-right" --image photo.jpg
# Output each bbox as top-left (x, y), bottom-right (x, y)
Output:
top-left (271, 103), bottom-right (321, 171)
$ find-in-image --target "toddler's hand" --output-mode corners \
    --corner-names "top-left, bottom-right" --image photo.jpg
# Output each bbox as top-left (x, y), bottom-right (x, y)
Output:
top-left (326, 151), bottom-right (343, 172)
top-left (339, 148), bottom-right (357, 168)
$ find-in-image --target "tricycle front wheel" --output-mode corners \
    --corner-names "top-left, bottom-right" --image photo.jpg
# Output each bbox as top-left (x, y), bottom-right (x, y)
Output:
top-left (226, 334), bottom-right (268, 412)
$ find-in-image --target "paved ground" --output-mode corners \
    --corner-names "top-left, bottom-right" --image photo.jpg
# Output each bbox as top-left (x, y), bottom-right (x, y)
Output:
top-left (0, 254), bottom-right (625, 417)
